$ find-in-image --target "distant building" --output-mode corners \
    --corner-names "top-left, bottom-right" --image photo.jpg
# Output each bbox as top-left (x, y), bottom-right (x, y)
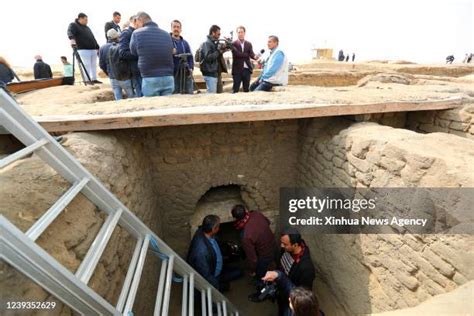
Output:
top-left (312, 48), bottom-right (334, 60)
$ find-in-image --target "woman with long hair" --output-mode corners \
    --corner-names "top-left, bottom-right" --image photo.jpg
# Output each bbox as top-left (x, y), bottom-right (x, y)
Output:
top-left (0, 56), bottom-right (16, 84)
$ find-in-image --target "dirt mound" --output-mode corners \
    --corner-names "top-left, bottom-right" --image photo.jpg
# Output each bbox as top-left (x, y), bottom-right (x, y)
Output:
top-left (290, 71), bottom-right (371, 86)
top-left (372, 281), bottom-right (474, 316)
top-left (358, 73), bottom-right (415, 87)
top-left (396, 65), bottom-right (474, 77)
top-left (16, 84), bottom-right (115, 109)
top-left (388, 60), bottom-right (417, 65)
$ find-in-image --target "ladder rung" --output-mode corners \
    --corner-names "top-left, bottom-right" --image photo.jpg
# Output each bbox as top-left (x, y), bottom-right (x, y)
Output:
top-left (123, 235), bottom-right (150, 314)
top-left (0, 216), bottom-right (118, 315)
top-left (161, 255), bottom-right (175, 316)
top-left (75, 208), bottom-right (123, 284)
top-left (201, 290), bottom-right (206, 316)
top-left (207, 288), bottom-right (212, 316)
top-left (0, 138), bottom-right (48, 169)
top-left (222, 300), bottom-right (227, 316)
top-left (26, 178), bottom-right (89, 241)
top-left (116, 238), bottom-right (142, 311)
top-left (153, 259), bottom-right (168, 315)
top-left (189, 273), bottom-right (194, 316)
top-left (181, 274), bottom-right (188, 316)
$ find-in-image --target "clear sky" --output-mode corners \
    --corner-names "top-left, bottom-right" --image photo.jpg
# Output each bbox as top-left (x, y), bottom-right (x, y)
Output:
top-left (1, 0), bottom-right (472, 68)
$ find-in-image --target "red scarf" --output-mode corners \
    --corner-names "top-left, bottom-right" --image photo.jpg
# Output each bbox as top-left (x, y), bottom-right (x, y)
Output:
top-left (233, 211), bottom-right (250, 230)
top-left (292, 241), bottom-right (306, 264)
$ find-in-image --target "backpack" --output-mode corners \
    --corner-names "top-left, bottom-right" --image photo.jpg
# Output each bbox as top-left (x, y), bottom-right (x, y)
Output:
top-left (107, 44), bottom-right (131, 81)
top-left (194, 43), bottom-right (204, 66)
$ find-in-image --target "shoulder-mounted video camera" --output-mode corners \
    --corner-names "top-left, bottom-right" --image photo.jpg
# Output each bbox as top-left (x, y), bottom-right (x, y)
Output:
top-left (217, 31), bottom-right (233, 50)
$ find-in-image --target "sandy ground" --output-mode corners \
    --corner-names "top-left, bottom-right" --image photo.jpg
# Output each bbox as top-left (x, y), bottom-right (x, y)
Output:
top-left (15, 79), bottom-right (473, 118)
top-left (11, 61), bottom-right (473, 119)
top-left (3, 61), bottom-right (474, 316)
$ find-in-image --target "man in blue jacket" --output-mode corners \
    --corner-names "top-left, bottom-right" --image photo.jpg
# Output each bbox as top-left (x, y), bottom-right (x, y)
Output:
top-left (119, 15), bottom-right (142, 97)
top-left (170, 20), bottom-right (194, 94)
top-left (130, 12), bottom-right (174, 97)
top-left (187, 215), bottom-right (223, 290)
top-left (250, 35), bottom-right (288, 92)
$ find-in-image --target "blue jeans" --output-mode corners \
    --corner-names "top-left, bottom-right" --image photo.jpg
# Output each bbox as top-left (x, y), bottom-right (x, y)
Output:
top-left (250, 79), bottom-right (276, 92)
top-left (142, 76), bottom-right (174, 97)
top-left (203, 76), bottom-right (217, 93)
top-left (110, 79), bottom-right (134, 100)
top-left (132, 76), bottom-right (143, 97)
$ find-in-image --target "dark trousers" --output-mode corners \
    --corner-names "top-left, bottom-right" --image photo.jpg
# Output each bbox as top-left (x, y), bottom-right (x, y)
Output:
top-left (254, 256), bottom-right (275, 290)
top-left (232, 68), bottom-right (252, 93)
top-left (250, 79), bottom-right (275, 92)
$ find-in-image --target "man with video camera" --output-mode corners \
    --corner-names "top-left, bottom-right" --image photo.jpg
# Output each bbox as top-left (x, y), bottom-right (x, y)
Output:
top-left (259, 227), bottom-right (315, 316)
top-left (199, 25), bottom-right (231, 93)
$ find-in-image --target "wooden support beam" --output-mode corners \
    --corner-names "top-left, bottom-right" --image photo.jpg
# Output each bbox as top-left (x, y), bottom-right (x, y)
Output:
top-left (8, 97), bottom-right (463, 133)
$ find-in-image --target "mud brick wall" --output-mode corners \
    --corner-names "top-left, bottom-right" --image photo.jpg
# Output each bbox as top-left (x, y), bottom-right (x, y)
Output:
top-left (406, 104), bottom-right (473, 139)
top-left (142, 121), bottom-right (299, 256)
top-left (297, 118), bottom-right (474, 315)
top-left (0, 131), bottom-right (159, 315)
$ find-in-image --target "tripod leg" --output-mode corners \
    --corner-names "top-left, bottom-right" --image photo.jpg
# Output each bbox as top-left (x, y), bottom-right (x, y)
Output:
top-left (73, 48), bottom-right (93, 84)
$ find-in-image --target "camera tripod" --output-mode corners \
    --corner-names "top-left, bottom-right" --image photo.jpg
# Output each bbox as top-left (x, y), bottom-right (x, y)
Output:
top-left (72, 47), bottom-right (93, 85)
top-left (174, 53), bottom-right (200, 94)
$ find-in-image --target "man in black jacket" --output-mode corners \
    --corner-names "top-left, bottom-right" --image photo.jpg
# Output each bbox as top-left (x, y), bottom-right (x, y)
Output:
top-left (67, 13), bottom-right (101, 83)
top-left (33, 55), bottom-right (52, 79)
top-left (261, 228), bottom-right (315, 316)
top-left (200, 25), bottom-right (229, 93)
top-left (104, 11), bottom-right (121, 41)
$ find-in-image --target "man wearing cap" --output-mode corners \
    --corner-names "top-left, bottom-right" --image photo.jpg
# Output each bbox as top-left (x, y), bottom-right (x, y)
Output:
top-left (33, 55), bottom-right (52, 79)
top-left (67, 13), bottom-right (101, 83)
top-left (99, 29), bottom-right (133, 100)
top-left (130, 12), bottom-right (174, 97)
top-left (104, 11), bottom-right (121, 41)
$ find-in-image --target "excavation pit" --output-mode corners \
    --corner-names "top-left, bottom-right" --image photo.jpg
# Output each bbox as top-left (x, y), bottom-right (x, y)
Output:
top-left (1, 62), bottom-right (474, 315)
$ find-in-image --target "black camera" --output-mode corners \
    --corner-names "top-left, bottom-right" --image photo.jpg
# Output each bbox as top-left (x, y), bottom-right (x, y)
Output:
top-left (176, 53), bottom-right (192, 62)
top-left (218, 38), bottom-right (233, 50)
top-left (219, 240), bottom-right (244, 264)
top-left (249, 281), bottom-right (278, 302)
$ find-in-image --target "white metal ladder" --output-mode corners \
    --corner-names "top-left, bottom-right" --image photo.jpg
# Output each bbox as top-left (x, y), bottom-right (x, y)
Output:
top-left (0, 88), bottom-right (239, 316)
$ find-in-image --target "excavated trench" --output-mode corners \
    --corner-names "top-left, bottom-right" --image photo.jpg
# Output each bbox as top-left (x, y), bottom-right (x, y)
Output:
top-left (2, 62), bottom-right (474, 315)
top-left (2, 111), bottom-right (473, 316)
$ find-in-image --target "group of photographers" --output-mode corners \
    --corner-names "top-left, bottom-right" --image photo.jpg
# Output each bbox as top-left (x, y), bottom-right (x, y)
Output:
top-left (68, 11), bottom-right (289, 100)
top-left (187, 205), bottom-right (323, 316)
